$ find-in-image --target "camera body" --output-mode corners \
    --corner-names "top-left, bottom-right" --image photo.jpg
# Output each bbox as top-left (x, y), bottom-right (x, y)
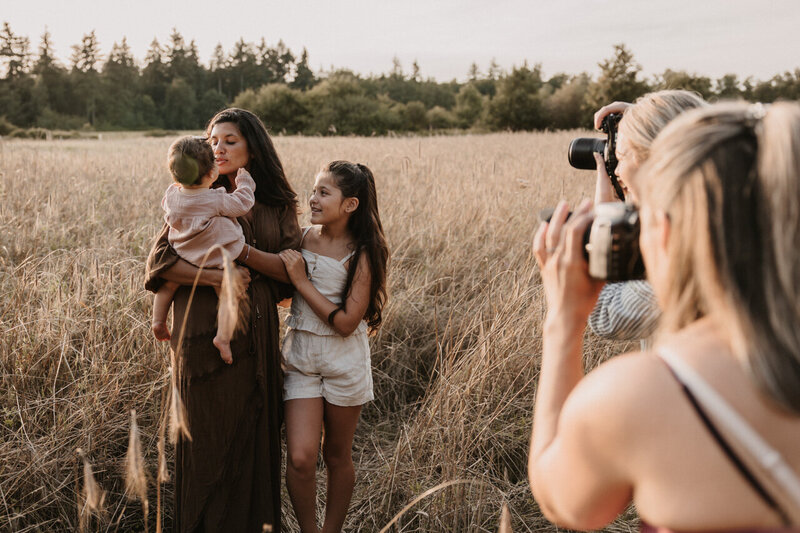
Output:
top-left (586, 202), bottom-right (645, 281)
top-left (538, 202), bottom-right (646, 282)
top-left (568, 113), bottom-right (626, 201)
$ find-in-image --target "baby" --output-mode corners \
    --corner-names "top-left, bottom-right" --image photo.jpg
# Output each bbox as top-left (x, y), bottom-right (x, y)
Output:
top-left (151, 135), bottom-right (255, 364)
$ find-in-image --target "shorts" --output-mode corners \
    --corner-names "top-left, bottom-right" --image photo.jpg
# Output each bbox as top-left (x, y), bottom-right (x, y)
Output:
top-left (281, 328), bottom-right (374, 407)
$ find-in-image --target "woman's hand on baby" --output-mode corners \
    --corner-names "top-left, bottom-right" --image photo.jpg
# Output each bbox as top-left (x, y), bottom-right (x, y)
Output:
top-left (533, 199), bottom-right (605, 326)
top-left (278, 250), bottom-right (308, 286)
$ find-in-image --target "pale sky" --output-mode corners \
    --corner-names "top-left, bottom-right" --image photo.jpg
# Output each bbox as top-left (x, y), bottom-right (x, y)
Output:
top-left (4, 0), bottom-right (799, 82)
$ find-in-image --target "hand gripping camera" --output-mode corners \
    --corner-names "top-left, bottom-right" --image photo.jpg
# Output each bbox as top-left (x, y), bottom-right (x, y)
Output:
top-left (568, 113), bottom-right (626, 202)
top-left (539, 203), bottom-right (645, 282)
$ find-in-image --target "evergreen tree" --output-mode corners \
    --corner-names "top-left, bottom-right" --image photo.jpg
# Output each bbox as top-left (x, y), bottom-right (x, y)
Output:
top-left (468, 62), bottom-right (480, 81)
top-left (391, 56), bottom-right (403, 79)
top-left (100, 38), bottom-right (141, 128)
top-left (290, 48), bottom-right (316, 91)
top-left (70, 30), bottom-right (101, 74)
top-left (487, 58), bottom-right (502, 80)
top-left (166, 29), bottom-right (202, 86)
top-left (411, 60), bottom-right (421, 82)
top-left (33, 29), bottom-right (56, 74)
top-left (229, 38), bottom-right (258, 94)
top-left (0, 23), bottom-right (31, 78)
top-left (587, 44), bottom-right (649, 112)
top-left (142, 38), bottom-right (169, 111)
top-left (164, 77), bottom-right (197, 128)
top-left (209, 43), bottom-right (229, 96)
top-left (70, 30), bottom-right (102, 125)
top-left (31, 29), bottom-right (74, 124)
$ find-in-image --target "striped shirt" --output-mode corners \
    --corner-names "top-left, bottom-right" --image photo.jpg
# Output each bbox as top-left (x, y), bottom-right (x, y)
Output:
top-left (588, 280), bottom-right (659, 348)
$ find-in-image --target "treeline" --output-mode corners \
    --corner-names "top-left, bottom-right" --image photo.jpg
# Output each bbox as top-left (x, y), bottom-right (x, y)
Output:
top-left (1, 21), bottom-right (800, 136)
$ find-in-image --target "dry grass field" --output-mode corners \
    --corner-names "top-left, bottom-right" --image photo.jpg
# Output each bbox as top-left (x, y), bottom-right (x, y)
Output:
top-left (0, 132), bottom-right (639, 531)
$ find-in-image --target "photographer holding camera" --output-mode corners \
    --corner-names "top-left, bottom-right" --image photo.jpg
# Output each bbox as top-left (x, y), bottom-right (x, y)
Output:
top-left (579, 91), bottom-right (708, 347)
top-left (528, 102), bottom-right (800, 530)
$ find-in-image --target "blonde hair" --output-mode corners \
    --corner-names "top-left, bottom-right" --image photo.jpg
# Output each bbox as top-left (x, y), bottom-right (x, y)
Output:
top-left (640, 102), bottom-right (800, 412)
top-left (619, 90), bottom-right (707, 163)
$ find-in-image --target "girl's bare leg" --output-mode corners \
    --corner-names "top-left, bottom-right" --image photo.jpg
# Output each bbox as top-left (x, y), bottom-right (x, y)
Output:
top-left (152, 281), bottom-right (179, 340)
top-left (321, 401), bottom-right (362, 533)
top-left (286, 398), bottom-right (325, 533)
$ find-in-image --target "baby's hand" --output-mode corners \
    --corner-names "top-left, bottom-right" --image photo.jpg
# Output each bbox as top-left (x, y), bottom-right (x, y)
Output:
top-left (279, 250), bottom-right (308, 285)
top-left (236, 168), bottom-right (252, 179)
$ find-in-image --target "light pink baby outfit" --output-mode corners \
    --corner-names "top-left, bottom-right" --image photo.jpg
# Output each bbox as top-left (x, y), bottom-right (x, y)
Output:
top-left (162, 172), bottom-right (256, 268)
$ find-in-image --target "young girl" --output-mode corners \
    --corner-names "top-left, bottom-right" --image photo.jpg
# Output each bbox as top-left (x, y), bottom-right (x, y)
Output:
top-left (151, 135), bottom-right (254, 364)
top-left (279, 160), bottom-right (389, 533)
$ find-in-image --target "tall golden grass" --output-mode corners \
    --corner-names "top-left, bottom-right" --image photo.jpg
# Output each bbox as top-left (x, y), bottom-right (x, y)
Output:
top-left (0, 132), bottom-right (638, 531)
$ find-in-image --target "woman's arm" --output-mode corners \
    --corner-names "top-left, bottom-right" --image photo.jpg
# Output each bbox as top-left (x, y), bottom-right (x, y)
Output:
top-left (237, 204), bottom-right (301, 286)
top-left (279, 250), bottom-right (370, 337)
top-left (528, 200), bottom-right (632, 528)
top-left (160, 256), bottom-right (225, 287)
top-left (238, 245), bottom-right (291, 284)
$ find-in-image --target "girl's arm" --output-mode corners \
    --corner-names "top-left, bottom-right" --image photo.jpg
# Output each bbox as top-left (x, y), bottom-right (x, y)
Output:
top-left (279, 249), bottom-right (370, 337)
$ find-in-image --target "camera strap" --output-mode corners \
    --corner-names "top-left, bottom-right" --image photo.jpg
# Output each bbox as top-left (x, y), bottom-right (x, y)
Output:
top-left (657, 347), bottom-right (800, 526)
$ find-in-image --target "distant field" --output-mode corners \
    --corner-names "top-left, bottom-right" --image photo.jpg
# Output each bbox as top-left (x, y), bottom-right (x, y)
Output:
top-left (0, 133), bottom-right (638, 531)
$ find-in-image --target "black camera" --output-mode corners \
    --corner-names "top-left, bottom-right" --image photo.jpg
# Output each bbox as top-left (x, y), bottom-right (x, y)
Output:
top-left (568, 113), bottom-right (626, 201)
top-left (539, 202), bottom-right (646, 282)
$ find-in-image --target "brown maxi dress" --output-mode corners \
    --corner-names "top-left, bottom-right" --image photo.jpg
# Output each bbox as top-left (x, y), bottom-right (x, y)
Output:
top-left (145, 202), bottom-right (301, 533)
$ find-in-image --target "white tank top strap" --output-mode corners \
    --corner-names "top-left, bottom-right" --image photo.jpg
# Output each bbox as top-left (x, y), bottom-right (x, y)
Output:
top-left (339, 250), bottom-right (355, 265)
top-left (300, 226), bottom-right (313, 246)
top-left (657, 347), bottom-right (800, 522)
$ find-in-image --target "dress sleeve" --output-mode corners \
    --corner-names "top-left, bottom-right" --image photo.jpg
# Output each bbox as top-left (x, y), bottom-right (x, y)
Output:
top-left (277, 204), bottom-right (302, 252)
top-left (144, 223), bottom-right (180, 293)
top-left (588, 280), bottom-right (660, 341)
top-left (273, 205), bottom-right (302, 300)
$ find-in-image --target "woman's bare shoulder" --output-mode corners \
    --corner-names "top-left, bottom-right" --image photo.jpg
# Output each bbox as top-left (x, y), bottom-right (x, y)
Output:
top-left (562, 351), bottom-right (679, 438)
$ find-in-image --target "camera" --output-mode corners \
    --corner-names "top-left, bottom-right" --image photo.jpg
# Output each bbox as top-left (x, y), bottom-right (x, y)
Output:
top-left (539, 202), bottom-right (646, 282)
top-left (585, 203), bottom-right (645, 281)
top-left (568, 113), bottom-right (626, 201)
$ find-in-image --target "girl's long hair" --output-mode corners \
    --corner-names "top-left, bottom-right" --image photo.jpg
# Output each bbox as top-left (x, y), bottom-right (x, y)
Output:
top-left (205, 108), bottom-right (297, 208)
top-left (640, 102), bottom-right (800, 412)
top-left (325, 161), bottom-right (389, 333)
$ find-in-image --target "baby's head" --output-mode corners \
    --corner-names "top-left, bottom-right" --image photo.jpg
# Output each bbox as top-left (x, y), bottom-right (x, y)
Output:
top-left (167, 136), bottom-right (216, 187)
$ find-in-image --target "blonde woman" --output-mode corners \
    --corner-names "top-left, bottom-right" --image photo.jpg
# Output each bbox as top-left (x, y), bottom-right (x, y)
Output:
top-left (529, 102), bottom-right (800, 530)
top-left (589, 91), bottom-right (706, 346)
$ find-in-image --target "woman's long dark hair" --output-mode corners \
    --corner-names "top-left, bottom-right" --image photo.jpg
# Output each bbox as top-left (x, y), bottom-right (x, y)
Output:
top-left (326, 161), bottom-right (389, 332)
top-left (205, 108), bottom-right (297, 207)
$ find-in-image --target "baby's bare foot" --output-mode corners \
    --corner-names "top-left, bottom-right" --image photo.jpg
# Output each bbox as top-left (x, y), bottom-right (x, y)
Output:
top-left (213, 336), bottom-right (233, 364)
top-left (152, 322), bottom-right (171, 341)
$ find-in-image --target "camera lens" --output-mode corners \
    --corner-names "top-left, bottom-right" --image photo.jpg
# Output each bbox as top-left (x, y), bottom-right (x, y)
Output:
top-left (568, 138), bottom-right (607, 170)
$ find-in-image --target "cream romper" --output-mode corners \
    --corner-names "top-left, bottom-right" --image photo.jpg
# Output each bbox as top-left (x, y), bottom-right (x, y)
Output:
top-left (282, 227), bottom-right (374, 407)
